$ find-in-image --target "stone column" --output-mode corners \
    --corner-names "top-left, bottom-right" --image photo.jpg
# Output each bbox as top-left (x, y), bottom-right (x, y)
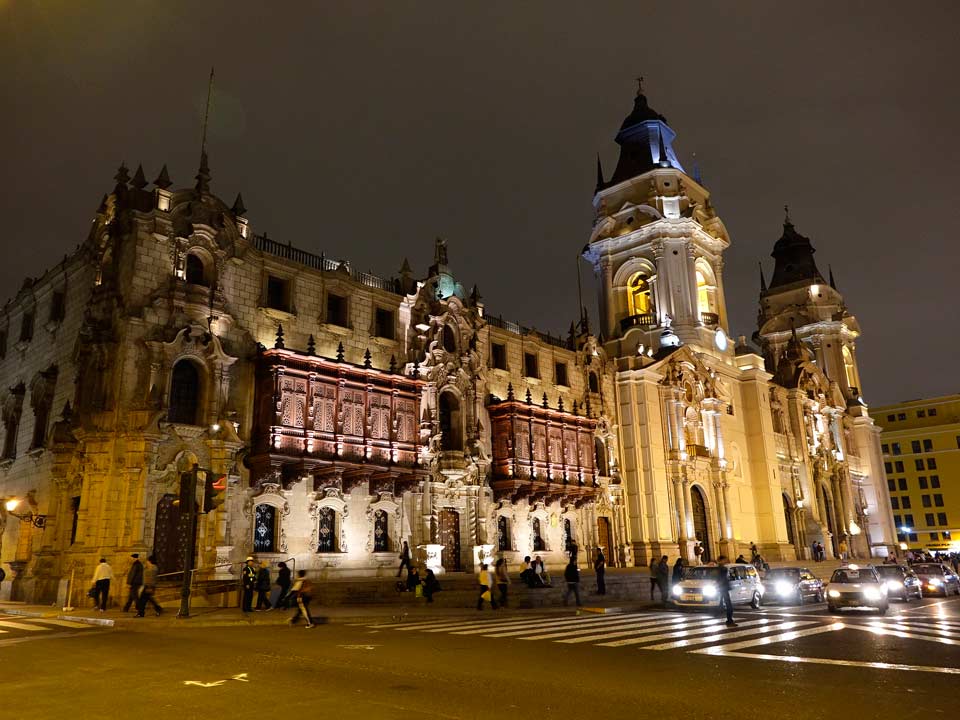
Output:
top-left (672, 477), bottom-right (687, 542)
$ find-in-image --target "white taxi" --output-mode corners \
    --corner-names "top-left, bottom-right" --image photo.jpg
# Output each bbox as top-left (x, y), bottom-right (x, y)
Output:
top-left (671, 563), bottom-right (764, 610)
top-left (825, 565), bottom-right (888, 615)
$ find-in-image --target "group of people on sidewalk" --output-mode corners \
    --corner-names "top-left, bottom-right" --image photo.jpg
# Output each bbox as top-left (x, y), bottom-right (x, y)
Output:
top-left (89, 554), bottom-right (163, 617)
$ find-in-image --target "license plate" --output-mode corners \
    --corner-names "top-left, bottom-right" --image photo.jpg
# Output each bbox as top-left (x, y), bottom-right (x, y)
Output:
top-left (682, 594), bottom-right (702, 602)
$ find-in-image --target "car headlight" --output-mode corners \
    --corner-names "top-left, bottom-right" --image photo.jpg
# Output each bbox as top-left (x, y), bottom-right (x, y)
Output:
top-left (703, 584), bottom-right (717, 598)
top-left (863, 587), bottom-right (881, 601)
top-left (775, 581), bottom-right (792, 596)
top-left (672, 584), bottom-right (682, 596)
top-left (886, 580), bottom-right (903, 590)
top-left (828, 589), bottom-right (841, 598)
top-left (929, 578), bottom-right (943, 587)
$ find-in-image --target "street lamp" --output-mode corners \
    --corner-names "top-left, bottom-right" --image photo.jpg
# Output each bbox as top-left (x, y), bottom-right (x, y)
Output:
top-left (1, 498), bottom-right (46, 529)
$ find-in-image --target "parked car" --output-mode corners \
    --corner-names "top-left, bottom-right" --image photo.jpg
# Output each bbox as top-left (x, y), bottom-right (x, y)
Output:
top-left (826, 565), bottom-right (888, 615)
top-left (672, 563), bottom-right (764, 610)
top-left (912, 563), bottom-right (960, 597)
top-left (873, 564), bottom-right (922, 601)
top-left (761, 567), bottom-right (824, 605)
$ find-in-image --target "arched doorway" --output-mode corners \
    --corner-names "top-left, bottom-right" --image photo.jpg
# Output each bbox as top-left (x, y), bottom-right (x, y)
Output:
top-left (438, 509), bottom-right (461, 571)
top-left (690, 486), bottom-right (711, 563)
top-left (818, 483), bottom-right (838, 557)
top-left (438, 392), bottom-right (462, 451)
top-left (782, 494), bottom-right (796, 546)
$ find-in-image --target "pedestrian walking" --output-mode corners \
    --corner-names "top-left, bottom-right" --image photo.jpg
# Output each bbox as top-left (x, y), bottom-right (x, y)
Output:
top-left (656, 555), bottom-right (670, 605)
top-left (749, 542), bottom-right (759, 564)
top-left (422, 568), bottom-right (441, 603)
top-left (476, 563), bottom-right (498, 610)
top-left (568, 540), bottom-right (579, 564)
top-left (716, 555), bottom-right (737, 627)
top-left (838, 539), bottom-right (848, 562)
top-left (274, 561), bottom-right (292, 609)
top-left (495, 558), bottom-right (510, 607)
top-left (122, 554), bottom-right (144, 613)
top-left (91, 557), bottom-right (113, 612)
top-left (255, 560), bottom-right (272, 610)
top-left (649, 556), bottom-right (658, 600)
top-left (563, 560), bottom-right (582, 607)
top-left (694, 542), bottom-right (704, 565)
top-left (672, 557), bottom-right (684, 588)
top-left (135, 555), bottom-right (163, 617)
top-left (397, 540), bottom-right (412, 578)
top-left (241, 556), bottom-right (257, 613)
top-left (288, 570), bottom-right (314, 628)
top-left (594, 548), bottom-right (606, 595)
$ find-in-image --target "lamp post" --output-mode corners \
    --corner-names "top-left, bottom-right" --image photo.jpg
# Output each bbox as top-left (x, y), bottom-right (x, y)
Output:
top-left (2, 498), bottom-right (46, 529)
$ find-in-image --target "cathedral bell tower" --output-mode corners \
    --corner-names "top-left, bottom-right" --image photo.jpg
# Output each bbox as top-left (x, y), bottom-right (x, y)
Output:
top-left (584, 82), bottom-right (733, 359)
top-left (755, 211), bottom-right (864, 404)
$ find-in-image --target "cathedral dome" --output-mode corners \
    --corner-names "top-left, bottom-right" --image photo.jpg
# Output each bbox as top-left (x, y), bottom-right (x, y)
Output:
top-left (767, 214), bottom-right (825, 291)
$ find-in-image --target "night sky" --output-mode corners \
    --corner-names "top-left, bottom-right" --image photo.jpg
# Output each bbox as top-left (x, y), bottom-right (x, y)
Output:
top-left (2, 2), bottom-right (957, 405)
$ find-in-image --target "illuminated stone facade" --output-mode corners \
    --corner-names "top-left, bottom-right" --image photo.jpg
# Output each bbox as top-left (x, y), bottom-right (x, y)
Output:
top-left (0, 89), bottom-right (895, 602)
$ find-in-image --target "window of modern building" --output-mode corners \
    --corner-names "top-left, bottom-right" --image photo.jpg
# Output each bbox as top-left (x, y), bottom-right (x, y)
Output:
top-left (886, 414), bottom-right (895, 422)
top-left (890, 497), bottom-right (899, 510)
top-left (374, 308), bottom-right (394, 340)
top-left (923, 439), bottom-right (933, 452)
top-left (265, 275), bottom-right (291, 312)
top-left (914, 459), bottom-right (924, 471)
top-left (895, 461), bottom-right (904, 473)
top-left (893, 514), bottom-right (902, 528)
top-left (491, 343), bottom-right (507, 371)
top-left (931, 475), bottom-right (941, 488)
top-left (927, 458), bottom-right (937, 470)
top-left (904, 514), bottom-right (914, 527)
top-left (929, 408), bottom-right (938, 416)
top-left (922, 495), bottom-right (931, 508)
top-left (944, 531), bottom-right (953, 540)
top-left (917, 409), bottom-right (926, 418)
top-left (937, 513), bottom-right (948, 526)
top-left (898, 478), bottom-right (908, 491)
top-left (929, 532), bottom-right (939, 542)
top-left (326, 292), bottom-right (348, 327)
top-left (891, 443), bottom-right (901, 455)
top-left (881, 443), bottom-right (889, 454)
top-left (524, 352), bottom-right (539, 379)
top-left (925, 513), bottom-right (936, 527)
top-left (555, 362), bottom-right (569, 387)
top-left (897, 413), bottom-right (906, 421)
top-left (957, 436), bottom-right (960, 449)
top-left (884, 462), bottom-right (893, 474)
top-left (934, 494), bottom-right (944, 507)
top-left (919, 477), bottom-right (928, 489)
top-left (901, 496), bottom-right (911, 509)
top-left (911, 440), bottom-right (921, 454)
top-left (19, 312), bottom-right (34, 343)
top-left (887, 478), bottom-right (896, 491)
top-left (909, 533), bottom-right (918, 542)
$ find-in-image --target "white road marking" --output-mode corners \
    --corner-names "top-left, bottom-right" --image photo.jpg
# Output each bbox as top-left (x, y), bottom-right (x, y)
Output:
top-left (26, 618), bottom-right (94, 629)
top-left (458, 613), bottom-right (658, 637)
top-left (232, 673), bottom-right (249, 682)
top-left (714, 651), bottom-right (960, 675)
top-left (389, 615), bottom-right (550, 632)
top-left (504, 615), bottom-right (690, 641)
top-left (846, 623), bottom-right (960, 646)
top-left (642, 620), bottom-right (819, 651)
top-left (695, 622), bottom-right (845, 653)
top-left (596, 618), bottom-right (768, 647)
top-left (338, 644), bottom-right (380, 650)
top-left (0, 620), bottom-right (48, 632)
top-left (549, 617), bottom-right (724, 645)
top-left (183, 681), bottom-right (226, 687)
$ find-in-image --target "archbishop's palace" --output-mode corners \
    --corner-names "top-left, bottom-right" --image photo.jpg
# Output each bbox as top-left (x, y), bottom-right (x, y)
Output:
top-left (0, 87), bottom-right (896, 602)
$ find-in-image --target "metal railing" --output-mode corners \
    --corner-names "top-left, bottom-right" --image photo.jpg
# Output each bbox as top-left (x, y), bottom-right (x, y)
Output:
top-left (701, 312), bottom-right (719, 327)
top-left (620, 313), bottom-right (657, 331)
top-left (486, 314), bottom-right (574, 350)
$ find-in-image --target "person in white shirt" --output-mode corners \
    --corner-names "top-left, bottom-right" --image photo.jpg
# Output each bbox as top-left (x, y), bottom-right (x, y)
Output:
top-left (91, 558), bottom-right (113, 612)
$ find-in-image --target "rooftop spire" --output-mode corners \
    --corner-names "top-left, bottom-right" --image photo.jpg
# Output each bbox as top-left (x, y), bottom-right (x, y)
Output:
top-left (595, 153), bottom-right (605, 192)
top-left (231, 192), bottom-right (247, 217)
top-left (828, 264), bottom-right (838, 290)
top-left (196, 67), bottom-right (215, 196)
top-left (131, 164), bottom-right (147, 190)
top-left (759, 262), bottom-right (767, 293)
top-left (153, 164), bottom-right (172, 189)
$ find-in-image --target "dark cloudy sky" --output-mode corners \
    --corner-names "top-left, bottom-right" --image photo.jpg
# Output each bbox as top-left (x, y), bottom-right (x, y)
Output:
top-left (2, 1), bottom-right (957, 405)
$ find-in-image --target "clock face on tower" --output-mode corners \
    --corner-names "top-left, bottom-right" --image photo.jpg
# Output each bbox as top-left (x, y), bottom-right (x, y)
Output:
top-left (714, 328), bottom-right (728, 352)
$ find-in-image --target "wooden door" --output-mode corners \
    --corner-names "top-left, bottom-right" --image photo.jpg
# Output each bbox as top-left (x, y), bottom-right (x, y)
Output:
top-left (439, 509), bottom-right (461, 571)
top-left (597, 516), bottom-right (614, 566)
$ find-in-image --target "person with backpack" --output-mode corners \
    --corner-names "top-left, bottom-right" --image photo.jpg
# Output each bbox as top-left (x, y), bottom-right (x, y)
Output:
top-left (288, 570), bottom-right (314, 628)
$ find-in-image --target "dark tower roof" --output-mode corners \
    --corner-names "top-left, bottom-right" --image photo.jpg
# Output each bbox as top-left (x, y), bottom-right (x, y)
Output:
top-left (767, 210), bottom-right (825, 291)
top-left (602, 81), bottom-right (685, 190)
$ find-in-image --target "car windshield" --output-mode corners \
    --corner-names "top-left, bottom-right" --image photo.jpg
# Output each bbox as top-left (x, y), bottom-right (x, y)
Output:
top-left (684, 567), bottom-right (721, 580)
top-left (764, 568), bottom-right (799, 580)
top-left (913, 564), bottom-right (944, 575)
top-left (830, 569), bottom-right (877, 583)
top-left (874, 566), bottom-right (903, 578)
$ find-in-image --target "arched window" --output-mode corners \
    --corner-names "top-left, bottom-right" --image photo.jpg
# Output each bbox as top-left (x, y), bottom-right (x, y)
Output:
top-left (532, 517), bottom-right (545, 552)
top-left (373, 509), bottom-right (390, 552)
top-left (317, 506), bottom-right (340, 552)
top-left (438, 392), bottom-right (463, 451)
top-left (442, 325), bottom-right (457, 353)
top-left (696, 262), bottom-right (718, 320)
top-left (168, 360), bottom-right (201, 425)
top-left (594, 437), bottom-right (608, 476)
top-left (842, 346), bottom-right (858, 390)
top-left (627, 272), bottom-right (652, 317)
top-left (185, 253), bottom-right (208, 286)
top-left (497, 515), bottom-right (511, 552)
top-left (588, 371), bottom-right (599, 394)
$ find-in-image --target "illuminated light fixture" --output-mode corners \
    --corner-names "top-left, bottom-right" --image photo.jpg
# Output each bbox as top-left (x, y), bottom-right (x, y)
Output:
top-left (848, 520), bottom-right (861, 536)
top-left (900, 525), bottom-right (911, 533)
top-left (4, 498), bottom-right (19, 512)
top-left (415, 323), bottom-right (430, 332)
top-left (211, 423), bottom-right (221, 433)
top-left (898, 542), bottom-right (908, 550)
top-left (646, 348), bottom-right (653, 357)
top-left (796, 498), bottom-right (805, 509)
top-left (810, 284), bottom-right (820, 297)
top-left (637, 343), bottom-right (645, 355)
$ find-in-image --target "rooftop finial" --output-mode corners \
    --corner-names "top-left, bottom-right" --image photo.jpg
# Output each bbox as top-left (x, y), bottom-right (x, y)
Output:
top-left (196, 67), bottom-right (215, 196)
top-left (784, 204), bottom-right (792, 226)
top-left (759, 262), bottom-right (767, 293)
top-left (636, 75), bottom-right (644, 96)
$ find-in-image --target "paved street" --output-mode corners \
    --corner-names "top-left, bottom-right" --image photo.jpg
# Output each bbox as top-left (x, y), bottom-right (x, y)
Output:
top-left (3, 595), bottom-right (959, 719)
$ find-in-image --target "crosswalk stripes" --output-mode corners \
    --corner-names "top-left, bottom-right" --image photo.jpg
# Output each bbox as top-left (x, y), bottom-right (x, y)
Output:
top-left (596, 618), bottom-right (773, 647)
top-left (557, 616), bottom-right (726, 644)
top-left (0, 615), bottom-right (96, 635)
top-left (641, 620), bottom-right (820, 651)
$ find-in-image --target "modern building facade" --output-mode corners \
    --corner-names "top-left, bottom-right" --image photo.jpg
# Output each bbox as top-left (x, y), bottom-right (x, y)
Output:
top-left (872, 395), bottom-right (959, 552)
top-left (0, 86), bottom-right (896, 603)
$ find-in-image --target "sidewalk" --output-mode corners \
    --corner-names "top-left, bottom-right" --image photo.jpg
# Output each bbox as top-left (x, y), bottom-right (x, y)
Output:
top-left (0, 597), bottom-right (659, 631)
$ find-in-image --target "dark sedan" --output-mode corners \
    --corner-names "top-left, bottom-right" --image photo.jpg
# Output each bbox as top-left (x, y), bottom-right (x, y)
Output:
top-left (873, 564), bottom-right (922, 601)
top-left (913, 563), bottom-right (960, 596)
top-left (761, 567), bottom-right (824, 605)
